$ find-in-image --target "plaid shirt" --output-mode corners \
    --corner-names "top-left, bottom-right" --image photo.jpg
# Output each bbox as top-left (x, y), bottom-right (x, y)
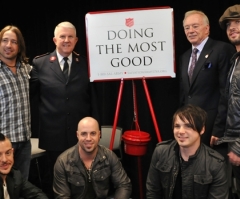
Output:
top-left (0, 60), bottom-right (31, 142)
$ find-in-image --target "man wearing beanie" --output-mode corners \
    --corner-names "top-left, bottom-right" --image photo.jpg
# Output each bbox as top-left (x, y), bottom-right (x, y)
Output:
top-left (217, 4), bottom-right (240, 198)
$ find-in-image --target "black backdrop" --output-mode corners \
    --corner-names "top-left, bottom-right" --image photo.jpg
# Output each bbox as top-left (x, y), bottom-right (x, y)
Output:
top-left (1, 0), bottom-right (239, 198)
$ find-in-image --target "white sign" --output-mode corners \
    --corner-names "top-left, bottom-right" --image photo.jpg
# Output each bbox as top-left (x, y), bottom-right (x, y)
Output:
top-left (85, 7), bottom-right (175, 82)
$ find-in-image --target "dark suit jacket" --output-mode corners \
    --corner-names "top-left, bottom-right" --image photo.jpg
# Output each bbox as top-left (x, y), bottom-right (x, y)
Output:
top-left (179, 38), bottom-right (236, 143)
top-left (0, 168), bottom-right (48, 199)
top-left (30, 51), bottom-right (99, 151)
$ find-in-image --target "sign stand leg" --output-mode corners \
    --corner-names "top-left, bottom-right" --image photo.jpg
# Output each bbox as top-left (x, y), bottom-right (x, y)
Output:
top-left (109, 78), bottom-right (162, 199)
top-left (142, 78), bottom-right (162, 142)
top-left (109, 79), bottom-right (124, 150)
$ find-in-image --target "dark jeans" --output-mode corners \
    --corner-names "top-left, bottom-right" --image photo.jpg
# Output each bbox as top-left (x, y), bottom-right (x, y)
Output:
top-left (46, 151), bottom-right (64, 177)
top-left (46, 151), bottom-right (64, 198)
top-left (232, 165), bottom-right (240, 198)
top-left (12, 140), bottom-right (31, 180)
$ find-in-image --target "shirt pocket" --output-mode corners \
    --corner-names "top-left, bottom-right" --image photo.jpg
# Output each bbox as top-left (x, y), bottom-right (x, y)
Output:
top-left (68, 174), bottom-right (85, 195)
top-left (193, 174), bottom-right (212, 198)
top-left (93, 167), bottom-right (111, 190)
top-left (0, 78), bottom-right (13, 100)
top-left (157, 162), bottom-right (172, 188)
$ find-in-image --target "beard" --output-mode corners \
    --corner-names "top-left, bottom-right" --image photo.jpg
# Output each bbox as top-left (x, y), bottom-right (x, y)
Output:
top-left (230, 39), bottom-right (240, 46)
top-left (229, 35), bottom-right (240, 46)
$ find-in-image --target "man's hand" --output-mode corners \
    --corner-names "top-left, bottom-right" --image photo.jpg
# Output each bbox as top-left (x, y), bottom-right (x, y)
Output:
top-left (228, 151), bottom-right (240, 166)
top-left (210, 136), bottom-right (219, 147)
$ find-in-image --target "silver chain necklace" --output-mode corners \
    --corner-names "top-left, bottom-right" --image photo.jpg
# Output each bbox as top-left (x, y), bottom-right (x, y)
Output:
top-left (86, 168), bottom-right (92, 182)
top-left (83, 159), bottom-right (95, 182)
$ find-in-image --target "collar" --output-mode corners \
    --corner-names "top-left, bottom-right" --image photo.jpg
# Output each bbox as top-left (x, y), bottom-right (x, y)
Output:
top-left (56, 51), bottom-right (72, 63)
top-left (230, 51), bottom-right (240, 63)
top-left (69, 144), bottom-right (109, 167)
top-left (0, 59), bottom-right (21, 69)
top-left (174, 141), bottom-right (202, 161)
top-left (192, 37), bottom-right (209, 54)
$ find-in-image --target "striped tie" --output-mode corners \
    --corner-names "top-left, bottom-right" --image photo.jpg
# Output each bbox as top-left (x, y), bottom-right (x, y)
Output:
top-left (188, 48), bottom-right (198, 83)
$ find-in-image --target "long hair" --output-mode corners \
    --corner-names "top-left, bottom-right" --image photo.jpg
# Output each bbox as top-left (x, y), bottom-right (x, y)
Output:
top-left (0, 25), bottom-right (29, 63)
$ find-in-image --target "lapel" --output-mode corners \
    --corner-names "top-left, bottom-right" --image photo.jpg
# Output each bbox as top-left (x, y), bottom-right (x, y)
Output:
top-left (182, 48), bottom-right (192, 90)
top-left (48, 51), bottom-right (81, 83)
top-left (48, 51), bottom-right (66, 83)
top-left (190, 38), bottom-right (213, 85)
top-left (69, 53), bottom-right (81, 80)
top-left (0, 178), bottom-right (4, 199)
top-left (6, 174), bottom-right (14, 199)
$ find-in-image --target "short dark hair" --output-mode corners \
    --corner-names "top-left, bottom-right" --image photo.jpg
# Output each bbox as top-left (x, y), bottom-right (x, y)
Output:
top-left (0, 133), bottom-right (6, 141)
top-left (172, 104), bottom-right (207, 133)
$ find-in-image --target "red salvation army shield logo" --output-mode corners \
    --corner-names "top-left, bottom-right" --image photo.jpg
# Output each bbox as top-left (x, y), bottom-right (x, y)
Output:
top-left (125, 18), bottom-right (134, 27)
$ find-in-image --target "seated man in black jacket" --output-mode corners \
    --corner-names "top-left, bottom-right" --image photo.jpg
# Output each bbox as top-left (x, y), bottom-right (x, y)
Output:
top-left (53, 116), bottom-right (132, 199)
top-left (146, 104), bottom-right (228, 199)
top-left (0, 133), bottom-right (48, 199)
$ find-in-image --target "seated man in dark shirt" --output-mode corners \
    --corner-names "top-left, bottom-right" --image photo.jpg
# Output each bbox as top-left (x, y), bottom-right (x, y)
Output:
top-left (146, 104), bottom-right (228, 199)
top-left (53, 116), bottom-right (132, 199)
top-left (0, 133), bottom-right (48, 199)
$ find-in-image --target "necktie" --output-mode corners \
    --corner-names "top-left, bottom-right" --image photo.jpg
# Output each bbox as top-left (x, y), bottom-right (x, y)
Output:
top-left (63, 57), bottom-right (69, 81)
top-left (188, 48), bottom-right (198, 82)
